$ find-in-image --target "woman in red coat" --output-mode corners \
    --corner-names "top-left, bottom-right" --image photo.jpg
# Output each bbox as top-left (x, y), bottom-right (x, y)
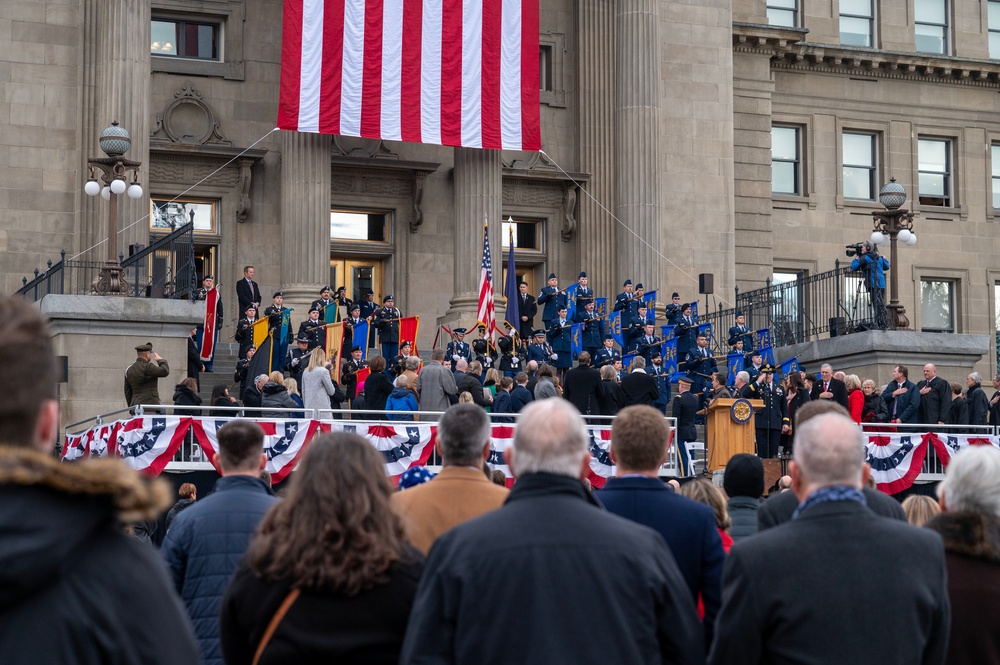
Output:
top-left (845, 374), bottom-right (864, 424)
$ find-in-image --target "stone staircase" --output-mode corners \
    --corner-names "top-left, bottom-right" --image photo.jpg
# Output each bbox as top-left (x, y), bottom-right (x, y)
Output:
top-left (198, 342), bottom-right (241, 402)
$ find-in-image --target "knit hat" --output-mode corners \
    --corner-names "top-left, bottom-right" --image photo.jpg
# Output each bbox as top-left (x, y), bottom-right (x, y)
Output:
top-left (723, 453), bottom-right (764, 499)
top-left (398, 466), bottom-right (435, 489)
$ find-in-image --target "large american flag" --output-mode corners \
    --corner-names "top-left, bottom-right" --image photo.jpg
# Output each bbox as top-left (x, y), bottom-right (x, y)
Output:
top-left (477, 223), bottom-right (498, 341)
top-left (277, 0), bottom-right (541, 151)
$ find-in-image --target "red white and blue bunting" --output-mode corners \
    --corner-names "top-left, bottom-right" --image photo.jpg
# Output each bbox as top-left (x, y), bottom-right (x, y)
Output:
top-left (866, 432), bottom-right (1000, 494)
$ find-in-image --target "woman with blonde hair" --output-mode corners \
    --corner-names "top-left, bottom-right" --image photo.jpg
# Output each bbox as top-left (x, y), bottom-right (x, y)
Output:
top-left (902, 494), bottom-right (941, 527)
top-left (680, 479), bottom-right (734, 553)
top-left (221, 432), bottom-right (422, 663)
top-left (283, 377), bottom-right (305, 418)
top-left (302, 347), bottom-right (346, 414)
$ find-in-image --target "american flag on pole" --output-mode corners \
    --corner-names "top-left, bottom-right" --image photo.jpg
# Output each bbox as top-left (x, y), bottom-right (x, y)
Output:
top-left (477, 222), bottom-right (498, 341)
top-left (278, 0), bottom-right (541, 151)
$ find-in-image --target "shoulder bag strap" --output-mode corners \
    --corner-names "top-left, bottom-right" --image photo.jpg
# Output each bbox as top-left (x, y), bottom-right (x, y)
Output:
top-left (251, 587), bottom-right (301, 665)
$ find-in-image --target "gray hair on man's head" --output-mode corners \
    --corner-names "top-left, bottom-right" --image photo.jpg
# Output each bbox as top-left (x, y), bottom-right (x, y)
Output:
top-left (937, 445), bottom-right (1000, 518)
top-left (405, 356), bottom-right (421, 370)
top-left (255, 374), bottom-right (269, 385)
top-left (631, 356), bottom-right (646, 370)
top-left (437, 403), bottom-right (492, 466)
top-left (736, 371), bottom-right (749, 383)
top-left (455, 359), bottom-right (469, 372)
top-left (511, 399), bottom-right (588, 478)
top-left (970, 371), bottom-right (983, 384)
top-left (792, 412), bottom-right (865, 488)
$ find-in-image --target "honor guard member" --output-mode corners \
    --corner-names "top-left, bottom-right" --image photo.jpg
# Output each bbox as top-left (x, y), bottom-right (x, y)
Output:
top-left (297, 306), bottom-right (325, 351)
top-left (676, 303), bottom-right (698, 358)
top-left (359, 289), bottom-right (379, 320)
top-left (335, 285), bottom-right (352, 309)
top-left (194, 274), bottom-right (224, 328)
top-left (627, 283), bottom-right (650, 323)
top-left (527, 329), bottom-right (551, 365)
top-left (627, 303), bottom-right (655, 350)
top-left (373, 295), bottom-right (401, 360)
top-left (537, 273), bottom-right (566, 329)
top-left (683, 332), bottom-right (717, 411)
top-left (575, 300), bottom-right (604, 359)
top-left (263, 291), bottom-right (285, 333)
top-left (284, 333), bottom-right (311, 386)
top-left (498, 334), bottom-right (523, 378)
top-left (575, 271), bottom-right (594, 308)
top-left (633, 323), bottom-right (661, 364)
top-left (516, 281), bottom-right (537, 342)
top-left (547, 306), bottom-right (573, 378)
top-left (614, 279), bottom-right (635, 313)
top-left (234, 346), bottom-right (255, 402)
top-left (647, 348), bottom-right (672, 415)
top-left (446, 328), bottom-right (472, 371)
top-left (751, 364), bottom-right (789, 459)
top-left (341, 346), bottom-right (368, 400)
top-left (594, 334), bottom-right (621, 368)
top-left (392, 340), bottom-right (414, 377)
top-left (234, 305), bottom-right (259, 359)
top-left (124, 342), bottom-right (170, 407)
top-left (310, 286), bottom-right (335, 320)
top-left (727, 312), bottom-right (754, 351)
top-left (472, 325), bottom-right (497, 374)
top-left (745, 349), bottom-right (763, 384)
top-left (342, 303), bottom-right (365, 359)
top-left (665, 292), bottom-right (683, 326)
top-left (612, 358), bottom-right (625, 382)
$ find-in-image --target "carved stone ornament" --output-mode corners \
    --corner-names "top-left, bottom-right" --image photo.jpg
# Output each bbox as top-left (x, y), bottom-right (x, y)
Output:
top-left (332, 136), bottom-right (399, 159)
top-left (150, 80), bottom-right (232, 146)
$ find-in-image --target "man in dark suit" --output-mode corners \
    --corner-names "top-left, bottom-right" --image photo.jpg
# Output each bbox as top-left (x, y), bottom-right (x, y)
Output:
top-left (621, 357), bottom-right (659, 407)
top-left (881, 364), bottom-right (920, 425)
top-left (597, 405), bottom-right (725, 649)
top-left (672, 376), bottom-right (700, 477)
top-left (709, 412), bottom-right (950, 665)
top-left (515, 281), bottom-right (537, 342)
top-left (510, 372), bottom-right (534, 412)
top-left (917, 363), bottom-right (950, 426)
top-left (235, 265), bottom-right (261, 315)
top-left (562, 352), bottom-right (601, 416)
top-left (811, 363), bottom-right (850, 410)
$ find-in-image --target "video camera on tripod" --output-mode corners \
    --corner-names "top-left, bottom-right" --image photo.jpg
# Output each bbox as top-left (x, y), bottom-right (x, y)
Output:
top-left (845, 241), bottom-right (877, 258)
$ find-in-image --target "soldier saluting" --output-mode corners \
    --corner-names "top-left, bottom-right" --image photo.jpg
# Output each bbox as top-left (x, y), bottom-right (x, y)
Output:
top-left (124, 342), bottom-right (170, 407)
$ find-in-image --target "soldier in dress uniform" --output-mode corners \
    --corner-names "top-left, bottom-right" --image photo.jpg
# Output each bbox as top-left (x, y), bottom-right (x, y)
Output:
top-left (575, 299), bottom-right (604, 359)
top-left (594, 334), bottom-right (621, 368)
top-left (745, 349), bottom-right (764, 384)
top-left (646, 348), bottom-right (672, 415)
top-left (664, 292), bottom-right (683, 326)
top-left (547, 305), bottom-right (573, 380)
top-left (749, 364), bottom-right (789, 459)
top-left (446, 328), bottom-right (472, 371)
top-left (537, 273), bottom-right (566, 329)
top-left (263, 291), bottom-right (286, 333)
top-left (472, 325), bottom-right (497, 375)
top-left (675, 303), bottom-right (698, 359)
top-left (614, 279), bottom-right (635, 314)
top-left (284, 333), bottom-right (311, 386)
top-left (297, 306), bottom-right (325, 351)
top-left (372, 294), bottom-right (401, 360)
top-left (341, 345), bottom-right (368, 400)
top-left (392, 340), bottom-right (414, 377)
top-left (575, 271), bottom-right (594, 308)
top-left (627, 283), bottom-right (650, 323)
top-left (682, 332), bottom-right (717, 412)
top-left (124, 342), bottom-right (170, 407)
top-left (633, 323), bottom-right (661, 364)
top-left (359, 289), bottom-right (379, 320)
top-left (727, 312), bottom-right (754, 352)
top-left (515, 281), bottom-right (537, 343)
top-left (234, 346), bottom-right (255, 402)
top-left (498, 334), bottom-right (524, 378)
top-left (335, 285), bottom-right (352, 310)
top-left (310, 286), bottom-right (335, 320)
top-left (234, 305), bottom-right (259, 359)
top-left (527, 329), bottom-right (551, 365)
top-left (612, 358), bottom-right (625, 382)
top-left (342, 302), bottom-right (365, 359)
top-left (194, 274), bottom-right (224, 327)
top-left (626, 304), bottom-right (655, 351)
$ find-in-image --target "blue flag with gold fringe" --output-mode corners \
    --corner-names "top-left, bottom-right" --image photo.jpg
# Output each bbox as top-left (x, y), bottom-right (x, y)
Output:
top-left (565, 284), bottom-right (579, 321)
top-left (691, 301), bottom-right (699, 323)
top-left (610, 311), bottom-right (624, 348)
top-left (662, 338), bottom-right (678, 373)
top-left (727, 352), bottom-right (744, 384)
top-left (698, 322), bottom-right (712, 342)
top-left (779, 356), bottom-right (799, 378)
top-left (756, 328), bottom-right (771, 349)
top-left (622, 352), bottom-right (636, 371)
top-left (594, 297), bottom-right (608, 319)
top-left (760, 345), bottom-right (776, 367)
top-left (660, 325), bottom-right (676, 342)
top-left (570, 323), bottom-right (584, 358)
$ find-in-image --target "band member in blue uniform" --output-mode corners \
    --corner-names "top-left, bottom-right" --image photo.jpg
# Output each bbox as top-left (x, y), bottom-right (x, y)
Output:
top-left (527, 329), bottom-right (552, 365)
top-left (675, 303), bottom-right (698, 358)
top-left (727, 312), bottom-right (754, 351)
top-left (647, 348), bottom-right (672, 415)
top-left (594, 334), bottom-right (621, 368)
top-left (446, 327), bottom-right (472, 371)
top-left (664, 292), bottom-right (683, 325)
top-left (745, 349), bottom-right (764, 384)
top-left (627, 283), bottom-right (650, 322)
top-left (614, 279), bottom-right (634, 313)
top-left (626, 303), bottom-right (655, 350)
top-left (537, 273), bottom-right (566, 329)
top-left (575, 299), bottom-right (604, 359)
top-left (632, 323), bottom-right (661, 363)
top-left (575, 271), bottom-right (594, 308)
top-left (682, 332), bottom-right (717, 412)
top-left (547, 305), bottom-right (573, 380)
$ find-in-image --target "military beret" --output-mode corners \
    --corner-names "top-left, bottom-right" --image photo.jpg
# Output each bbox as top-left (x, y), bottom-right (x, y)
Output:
top-left (336, 285), bottom-right (346, 292)
top-left (203, 274), bottom-right (214, 280)
top-left (401, 340), bottom-right (412, 348)
top-left (309, 306), bottom-right (320, 313)
top-left (273, 291), bottom-right (283, 298)
top-left (350, 302), bottom-right (361, 311)
top-left (320, 285), bottom-right (331, 293)
top-left (351, 345), bottom-right (362, 352)
top-left (383, 295), bottom-right (394, 303)
top-left (135, 342), bottom-right (153, 352)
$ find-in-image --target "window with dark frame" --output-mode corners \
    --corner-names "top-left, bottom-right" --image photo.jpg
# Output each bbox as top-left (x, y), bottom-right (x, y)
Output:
top-left (771, 126), bottom-right (801, 196)
top-left (766, 0), bottom-right (798, 27)
top-left (842, 132), bottom-right (877, 200)
top-left (990, 1), bottom-right (1000, 59)
top-left (151, 18), bottom-right (220, 60)
top-left (330, 210), bottom-right (389, 242)
top-left (921, 279), bottom-right (955, 333)
top-left (918, 138), bottom-right (952, 207)
top-left (914, 0), bottom-right (949, 54)
top-left (992, 145), bottom-right (1000, 209)
top-left (840, 0), bottom-right (874, 47)
top-left (501, 219), bottom-right (540, 250)
top-left (539, 45), bottom-right (553, 93)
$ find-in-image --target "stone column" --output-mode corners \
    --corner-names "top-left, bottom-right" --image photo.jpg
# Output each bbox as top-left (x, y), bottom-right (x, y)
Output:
top-left (279, 131), bottom-right (333, 315)
top-left (578, 0), bottom-right (617, 298)
top-left (615, 0), bottom-right (660, 290)
top-left (81, 0), bottom-right (152, 260)
top-left (443, 147), bottom-right (502, 327)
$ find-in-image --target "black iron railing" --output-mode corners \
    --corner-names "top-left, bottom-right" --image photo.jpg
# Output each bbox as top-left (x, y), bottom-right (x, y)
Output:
top-left (702, 259), bottom-right (883, 355)
top-left (16, 222), bottom-right (196, 302)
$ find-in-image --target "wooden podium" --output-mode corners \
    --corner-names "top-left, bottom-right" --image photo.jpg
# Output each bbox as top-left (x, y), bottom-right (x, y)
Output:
top-left (705, 398), bottom-right (761, 472)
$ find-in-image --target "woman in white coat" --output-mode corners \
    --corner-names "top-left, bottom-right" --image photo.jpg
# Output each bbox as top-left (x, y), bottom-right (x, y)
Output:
top-left (302, 347), bottom-right (346, 414)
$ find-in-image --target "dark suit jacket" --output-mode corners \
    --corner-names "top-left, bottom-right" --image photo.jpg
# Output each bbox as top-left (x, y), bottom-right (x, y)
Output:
top-left (917, 376), bottom-right (951, 425)
top-left (509, 385), bottom-right (533, 412)
top-left (236, 278), bottom-right (261, 314)
top-left (810, 377), bottom-right (849, 410)
top-left (672, 390), bottom-right (699, 442)
top-left (597, 476), bottom-right (725, 648)
top-left (457, 373), bottom-right (492, 409)
top-left (710, 501), bottom-right (949, 665)
top-left (621, 370), bottom-right (659, 407)
top-left (516, 294), bottom-right (537, 340)
top-left (881, 379), bottom-right (920, 423)
top-left (757, 486), bottom-right (906, 531)
top-left (562, 365), bottom-right (601, 415)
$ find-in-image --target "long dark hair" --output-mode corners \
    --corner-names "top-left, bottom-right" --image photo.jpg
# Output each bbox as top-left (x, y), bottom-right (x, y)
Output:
top-left (211, 384), bottom-right (229, 402)
top-left (246, 433), bottom-right (407, 594)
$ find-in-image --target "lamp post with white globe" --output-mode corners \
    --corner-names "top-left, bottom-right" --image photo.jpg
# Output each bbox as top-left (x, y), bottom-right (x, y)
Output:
top-left (83, 121), bottom-right (144, 296)
top-left (869, 178), bottom-right (916, 329)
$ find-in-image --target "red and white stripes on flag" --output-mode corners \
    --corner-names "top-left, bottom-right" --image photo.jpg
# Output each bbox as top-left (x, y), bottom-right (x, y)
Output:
top-left (278, 0), bottom-right (541, 150)
top-left (477, 222), bottom-right (498, 342)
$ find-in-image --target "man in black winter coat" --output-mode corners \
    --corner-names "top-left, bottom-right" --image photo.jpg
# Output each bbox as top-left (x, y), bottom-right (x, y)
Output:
top-left (562, 352), bottom-right (602, 416)
top-left (621, 356), bottom-right (660, 407)
top-left (966, 371), bottom-right (990, 428)
top-left (917, 363), bottom-right (951, 426)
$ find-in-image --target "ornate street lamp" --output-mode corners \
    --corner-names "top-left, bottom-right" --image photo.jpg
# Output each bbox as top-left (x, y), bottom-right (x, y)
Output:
top-left (869, 178), bottom-right (916, 329)
top-left (84, 122), bottom-right (143, 295)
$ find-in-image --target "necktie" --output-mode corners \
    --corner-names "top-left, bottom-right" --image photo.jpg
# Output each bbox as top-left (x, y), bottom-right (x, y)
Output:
top-left (825, 382), bottom-right (829, 392)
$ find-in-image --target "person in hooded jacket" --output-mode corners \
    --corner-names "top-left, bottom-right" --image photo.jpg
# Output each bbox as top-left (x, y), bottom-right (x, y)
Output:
top-left (386, 374), bottom-right (419, 421)
top-left (172, 376), bottom-right (202, 416)
top-left (260, 371), bottom-right (299, 418)
top-left (0, 296), bottom-right (199, 664)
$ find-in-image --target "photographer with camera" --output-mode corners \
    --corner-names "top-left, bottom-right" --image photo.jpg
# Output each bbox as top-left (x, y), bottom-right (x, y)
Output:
top-left (848, 241), bottom-right (890, 330)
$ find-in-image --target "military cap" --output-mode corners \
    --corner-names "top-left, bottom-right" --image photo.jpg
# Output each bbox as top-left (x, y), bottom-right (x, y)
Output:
top-left (320, 285), bottom-right (331, 293)
top-left (548, 273), bottom-right (557, 280)
top-left (624, 279), bottom-right (632, 286)
top-left (579, 271), bottom-right (587, 278)
top-left (453, 328), bottom-right (468, 335)
top-left (135, 342), bottom-right (153, 353)
top-left (678, 375), bottom-right (694, 385)
top-left (296, 333), bottom-right (310, 343)
top-left (672, 292), bottom-right (680, 298)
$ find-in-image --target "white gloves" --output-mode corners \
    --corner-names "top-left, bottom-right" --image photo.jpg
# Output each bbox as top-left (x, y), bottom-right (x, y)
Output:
top-left (550, 353), bottom-right (558, 360)
top-left (452, 354), bottom-right (460, 361)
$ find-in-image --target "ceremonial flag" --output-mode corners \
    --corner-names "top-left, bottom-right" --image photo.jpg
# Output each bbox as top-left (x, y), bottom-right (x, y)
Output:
top-left (399, 316), bottom-right (420, 356)
top-left (698, 322), bottom-right (713, 342)
top-left (277, 0), bottom-right (541, 151)
top-left (272, 308), bottom-right (293, 372)
top-left (570, 323), bottom-right (583, 358)
top-left (609, 311), bottom-right (624, 348)
top-left (642, 290), bottom-right (656, 316)
top-left (477, 223), bottom-right (498, 342)
top-left (727, 352), bottom-right (745, 380)
top-left (504, 223), bottom-right (520, 334)
top-left (662, 338), bottom-right (678, 373)
top-left (565, 284), bottom-right (579, 321)
top-left (594, 298), bottom-right (608, 319)
top-left (115, 416), bottom-right (191, 476)
top-left (246, 329), bottom-right (274, 390)
top-left (759, 345), bottom-right (775, 367)
top-left (198, 286), bottom-right (221, 369)
top-left (622, 352), bottom-right (637, 370)
top-left (661, 325), bottom-right (676, 342)
top-left (779, 356), bottom-right (799, 378)
top-left (326, 322), bottom-right (345, 383)
top-left (352, 319), bottom-right (370, 360)
top-left (690, 301), bottom-right (699, 323)
top-left (756, 328), bottom-right (771, 349)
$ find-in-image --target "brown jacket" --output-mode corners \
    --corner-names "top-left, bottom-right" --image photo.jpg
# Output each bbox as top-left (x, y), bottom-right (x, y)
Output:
top-left (391, 466), bottom-right (508, 554)
top-left (125, 357), bottom-right (170, 406)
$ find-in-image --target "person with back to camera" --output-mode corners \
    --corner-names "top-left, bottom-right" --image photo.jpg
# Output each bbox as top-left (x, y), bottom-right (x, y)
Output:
top-left (849, 241), bottom-right (890, 330)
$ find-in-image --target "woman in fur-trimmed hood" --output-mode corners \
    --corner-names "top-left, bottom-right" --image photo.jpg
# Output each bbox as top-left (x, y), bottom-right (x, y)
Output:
top-left (925, 445), bottom-right (1000, 665)
top-left (0, 446), bottom-right (200, 664)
